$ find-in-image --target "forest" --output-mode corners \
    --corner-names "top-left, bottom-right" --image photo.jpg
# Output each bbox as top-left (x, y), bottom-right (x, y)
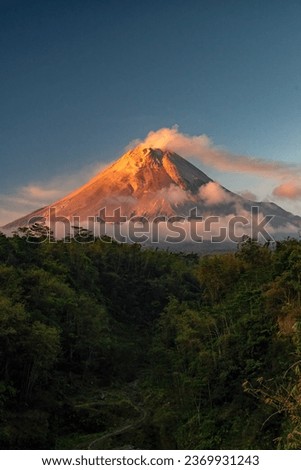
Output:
top-left (0, 229), bottom-right (301, 450)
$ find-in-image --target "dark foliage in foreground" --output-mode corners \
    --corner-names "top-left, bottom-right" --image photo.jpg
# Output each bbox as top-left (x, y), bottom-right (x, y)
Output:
top-left (0, 231), bottom-right (301, 449)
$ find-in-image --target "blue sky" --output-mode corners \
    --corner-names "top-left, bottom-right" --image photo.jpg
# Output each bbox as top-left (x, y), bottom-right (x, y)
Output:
top-left (1, 0), bottom-right (301, 224)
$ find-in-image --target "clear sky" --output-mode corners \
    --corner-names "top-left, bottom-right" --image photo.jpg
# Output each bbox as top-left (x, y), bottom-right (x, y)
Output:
top-left (1, 0), bottom-right (301, 224)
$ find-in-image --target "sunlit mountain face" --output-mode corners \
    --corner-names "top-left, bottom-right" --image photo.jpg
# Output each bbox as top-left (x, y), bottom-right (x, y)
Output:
top-left (3, 146), bottom-right (301, 242)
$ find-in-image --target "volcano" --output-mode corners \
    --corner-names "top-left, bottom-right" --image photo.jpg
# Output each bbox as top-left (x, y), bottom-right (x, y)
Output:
top-left (2, 145), bottom-right (301, 234)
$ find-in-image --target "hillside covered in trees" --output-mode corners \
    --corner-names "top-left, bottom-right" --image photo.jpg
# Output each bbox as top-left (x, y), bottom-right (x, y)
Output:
top-left (0, 231), bottom-right (301, 449)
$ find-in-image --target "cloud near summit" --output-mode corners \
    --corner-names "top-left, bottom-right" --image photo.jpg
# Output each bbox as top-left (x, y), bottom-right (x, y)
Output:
top-left (129, 126), bottom-right (300, 181)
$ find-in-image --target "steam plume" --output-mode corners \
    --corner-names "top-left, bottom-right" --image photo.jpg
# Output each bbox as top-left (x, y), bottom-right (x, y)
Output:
top-left (129, 125), bottom-right (300, 179)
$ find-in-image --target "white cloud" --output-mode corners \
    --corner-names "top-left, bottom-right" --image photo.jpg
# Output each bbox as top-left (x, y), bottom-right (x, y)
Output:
top-left (156, 184), bottom-right (191, 205)
top-left (272, 180), bottom-right (301, 200)
top-left (238, 190), bottom-right (258, 201)
top-left (198, 182), bottom-right (233, 206)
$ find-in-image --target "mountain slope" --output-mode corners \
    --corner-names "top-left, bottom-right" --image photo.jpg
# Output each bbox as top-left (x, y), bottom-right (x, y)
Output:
top-left (2, 146), bottom-right (301, 232)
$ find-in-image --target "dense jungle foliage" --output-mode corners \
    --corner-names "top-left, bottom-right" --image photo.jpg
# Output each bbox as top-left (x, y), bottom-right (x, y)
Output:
top-left (0, 230), bottom-right (301, 450)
